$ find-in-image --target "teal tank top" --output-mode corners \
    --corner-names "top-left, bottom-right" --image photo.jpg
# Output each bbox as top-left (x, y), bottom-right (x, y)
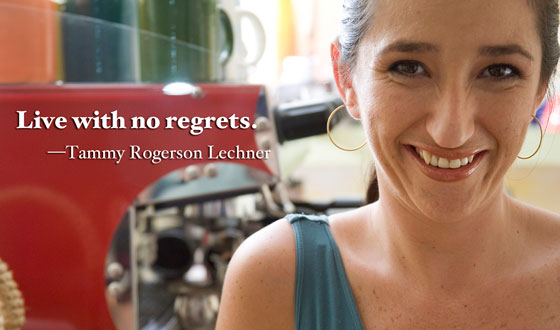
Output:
top-left (287, 214), bottom-right (365, 330)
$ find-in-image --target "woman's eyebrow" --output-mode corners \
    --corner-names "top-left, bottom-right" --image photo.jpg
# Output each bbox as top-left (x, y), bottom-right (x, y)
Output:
top-left (478, 44), bottom-right (534, 61)
top-left (377, 41), bottom-right (439, 56)
top-left (376, 41), bottom-right (534, 62)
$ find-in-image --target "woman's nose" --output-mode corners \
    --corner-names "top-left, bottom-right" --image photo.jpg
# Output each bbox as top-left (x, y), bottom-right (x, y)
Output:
top-left (425, 85), bottom-right (476, 149)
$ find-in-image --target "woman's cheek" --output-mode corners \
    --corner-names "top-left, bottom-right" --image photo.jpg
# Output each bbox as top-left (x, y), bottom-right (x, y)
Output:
top-left (477, 91), bottom-right (535, 147)
top-left (367, 85), bottom-right (428, 132)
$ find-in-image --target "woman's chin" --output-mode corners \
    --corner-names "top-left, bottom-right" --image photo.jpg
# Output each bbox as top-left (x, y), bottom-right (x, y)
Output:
top-left (408, 188), bottom-right (501, 225)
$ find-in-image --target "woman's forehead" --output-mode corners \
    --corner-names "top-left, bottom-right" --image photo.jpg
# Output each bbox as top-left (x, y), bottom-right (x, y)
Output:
top-left (366, 0), bottom-right (540, 51)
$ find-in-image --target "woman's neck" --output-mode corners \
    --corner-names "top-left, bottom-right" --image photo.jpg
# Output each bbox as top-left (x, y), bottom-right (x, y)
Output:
top-left (370, 183), bottom-right (524, 293)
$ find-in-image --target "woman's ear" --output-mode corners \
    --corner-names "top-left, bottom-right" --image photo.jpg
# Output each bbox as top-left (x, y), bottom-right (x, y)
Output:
top-left (534, 81), bottom-right (550, 115)
top-left (331, 41), bottom-right (360, 119)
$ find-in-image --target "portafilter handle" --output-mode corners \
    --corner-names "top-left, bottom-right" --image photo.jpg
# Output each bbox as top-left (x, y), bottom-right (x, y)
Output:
top-left (274, 97), bottom-right (343, 143)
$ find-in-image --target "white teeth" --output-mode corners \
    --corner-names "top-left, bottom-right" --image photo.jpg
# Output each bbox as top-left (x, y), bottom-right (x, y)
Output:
top-left (430, 155), bottom-right (438, 166)
top-left (415, 147), bottom-right (476, 169)
top-left (422, 150), bottom-right (431, 165)
top-left (438, 158), bottom-right (450, 168)
top-left (449, 159), bottom-right (461, 169)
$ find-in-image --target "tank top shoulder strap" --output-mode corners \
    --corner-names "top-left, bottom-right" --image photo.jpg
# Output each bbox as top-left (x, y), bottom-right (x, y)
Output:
top-left (286, 214), bottom-right (364, 330)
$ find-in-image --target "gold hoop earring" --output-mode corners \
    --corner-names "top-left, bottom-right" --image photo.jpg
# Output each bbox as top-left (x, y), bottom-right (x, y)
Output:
top-left (517, 115), bottom-right (543, 160)
top-left (326, 104), bottom-right (367, 151)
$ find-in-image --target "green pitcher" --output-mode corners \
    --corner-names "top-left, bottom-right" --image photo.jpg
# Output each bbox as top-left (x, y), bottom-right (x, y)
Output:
top-left (138, 0), bottom-right (234, 83)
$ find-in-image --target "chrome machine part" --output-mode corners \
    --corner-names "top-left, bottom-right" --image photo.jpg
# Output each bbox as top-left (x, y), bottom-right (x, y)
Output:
top-left (173, 290), bottom-right (220, 330)
top-left (104, 86), bottom-right (284, 330)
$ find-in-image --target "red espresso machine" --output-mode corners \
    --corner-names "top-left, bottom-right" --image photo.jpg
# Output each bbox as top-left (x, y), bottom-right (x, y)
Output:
top-left (0, 2), bottom-right (349, 328)
top-left (0, 84), bottom-right (282, 329)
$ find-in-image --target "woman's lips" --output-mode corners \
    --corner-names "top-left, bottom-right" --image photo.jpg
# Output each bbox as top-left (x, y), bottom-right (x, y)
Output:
top-left (405, 145), bottom-right (485, 182)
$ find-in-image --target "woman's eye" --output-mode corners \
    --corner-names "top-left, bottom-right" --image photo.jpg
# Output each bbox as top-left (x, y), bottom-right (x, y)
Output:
top-left (481, 64), bottom-right (520, 80)
top-left (389, 61), bottom-right (427, 77)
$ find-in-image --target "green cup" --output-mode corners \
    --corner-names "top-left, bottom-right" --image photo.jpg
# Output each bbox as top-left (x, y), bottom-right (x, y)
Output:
top-left (62, 0), bottom-right (138, 82)
top-left (138, 0), bottom-right (234, 83)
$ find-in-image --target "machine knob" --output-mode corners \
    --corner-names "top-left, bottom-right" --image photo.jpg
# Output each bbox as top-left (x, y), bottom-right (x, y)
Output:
top-left (106, 262), bottom-right (124, 280)
top-left (184, 165), bottom-right (201, 181)
top-left (107, 282), bottom-right (125, 298)
top-left (203, 163), bottom-right (219, 178)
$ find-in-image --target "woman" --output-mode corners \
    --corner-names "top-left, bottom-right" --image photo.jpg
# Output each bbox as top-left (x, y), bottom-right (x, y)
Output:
top-left (216, 0), bottom-right (560, 329)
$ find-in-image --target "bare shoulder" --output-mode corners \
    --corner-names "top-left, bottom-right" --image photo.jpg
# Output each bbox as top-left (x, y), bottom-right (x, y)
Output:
top-left (531, 206), bottom-right (560, 263)
top-left (508, 200), bottom-right (560, 320)
top-left (512, 199), bottom-right (560, 275)
top-left (517, 200), bottom-right (560, 248)
top-left (327, 205), bottom-right (377, 251)
top-left (215, 218), bottom-right (295, 330)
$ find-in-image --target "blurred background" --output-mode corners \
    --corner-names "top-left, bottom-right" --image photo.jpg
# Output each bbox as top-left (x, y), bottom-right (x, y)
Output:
top-left (0, 1), bottom-right (558, 330)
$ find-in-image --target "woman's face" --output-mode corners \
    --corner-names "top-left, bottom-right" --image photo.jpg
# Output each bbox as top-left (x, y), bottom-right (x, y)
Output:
top-left (343, 0), bottom-right (546, 220)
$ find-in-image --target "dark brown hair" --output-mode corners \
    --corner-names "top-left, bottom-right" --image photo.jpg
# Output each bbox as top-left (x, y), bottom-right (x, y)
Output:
top-left (336, 0), bottom-right (560, 203)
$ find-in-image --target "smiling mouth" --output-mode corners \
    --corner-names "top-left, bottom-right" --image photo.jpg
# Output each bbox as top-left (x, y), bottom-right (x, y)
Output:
top-left (405, 145), bottom-right (485, 181)
top-left (413, 147), bottom-right (477, 169)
